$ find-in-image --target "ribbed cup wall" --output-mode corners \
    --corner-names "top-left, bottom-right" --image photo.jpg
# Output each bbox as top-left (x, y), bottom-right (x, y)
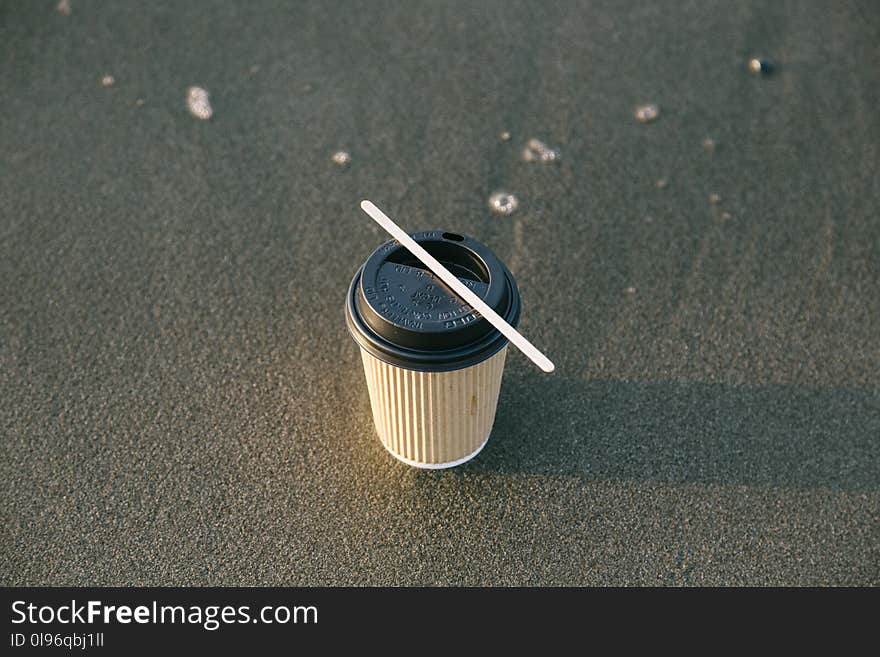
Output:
top-left (359, 347), bottom-right (507, 468)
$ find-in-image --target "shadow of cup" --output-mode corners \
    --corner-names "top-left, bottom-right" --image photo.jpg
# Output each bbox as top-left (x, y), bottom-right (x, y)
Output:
top-left (466, 369), bottom-right (879, 492)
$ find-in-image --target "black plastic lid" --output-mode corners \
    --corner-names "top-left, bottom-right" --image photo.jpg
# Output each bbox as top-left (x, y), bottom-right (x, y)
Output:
top-left (345, 230), bottom-right (521, 372)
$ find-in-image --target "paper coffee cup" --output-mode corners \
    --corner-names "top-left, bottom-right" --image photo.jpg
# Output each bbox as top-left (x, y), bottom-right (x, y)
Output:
top-left (345, 230), bottom-right (521, 468)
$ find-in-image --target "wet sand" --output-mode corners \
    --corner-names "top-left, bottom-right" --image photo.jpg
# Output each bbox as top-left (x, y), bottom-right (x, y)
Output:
top-left (1, 1), bottom-right (878, 585)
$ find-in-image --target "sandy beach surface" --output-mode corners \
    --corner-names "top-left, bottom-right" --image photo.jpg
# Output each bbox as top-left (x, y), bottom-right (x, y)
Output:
top-left (2, 1), bottom-right (878, 585)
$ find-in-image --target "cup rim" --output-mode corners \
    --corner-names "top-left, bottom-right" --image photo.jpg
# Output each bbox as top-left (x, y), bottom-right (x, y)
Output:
top-left (346, 273), bottom-right (518, 372)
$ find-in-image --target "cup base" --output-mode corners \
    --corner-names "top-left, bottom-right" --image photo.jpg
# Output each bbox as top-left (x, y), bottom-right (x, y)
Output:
top-left (379, 433), bottom-right (491, 470)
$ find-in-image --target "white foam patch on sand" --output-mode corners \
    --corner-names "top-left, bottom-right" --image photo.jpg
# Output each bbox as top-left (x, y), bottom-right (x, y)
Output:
top-left (186, 86), bottom-right (213, 120)
top-left (521, 137), bottom-right (560, 162)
